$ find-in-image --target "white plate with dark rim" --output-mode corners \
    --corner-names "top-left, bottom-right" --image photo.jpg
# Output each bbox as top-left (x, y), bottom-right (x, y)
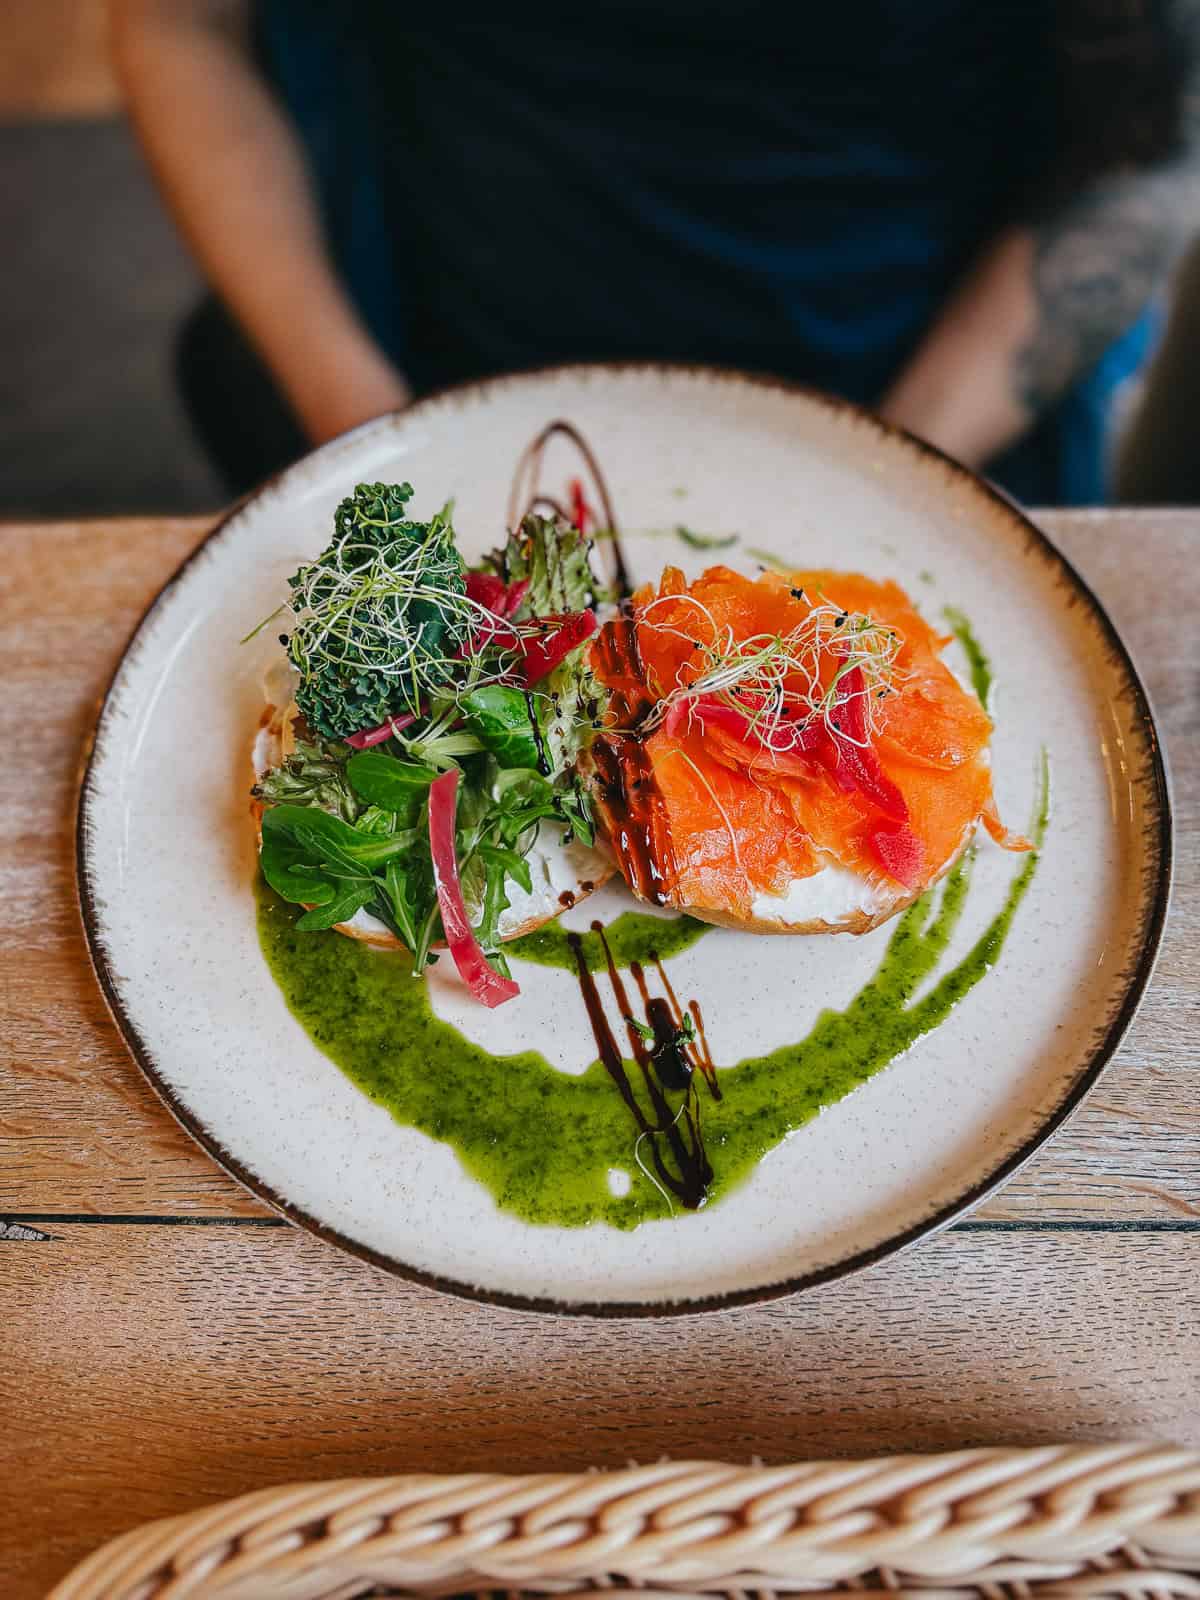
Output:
top-left (77, 364), bottom-right (1171, 1315)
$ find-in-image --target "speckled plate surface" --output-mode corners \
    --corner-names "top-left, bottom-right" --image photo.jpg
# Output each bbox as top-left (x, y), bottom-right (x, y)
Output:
top-left (77, 365), bottom-right (1171, 1314)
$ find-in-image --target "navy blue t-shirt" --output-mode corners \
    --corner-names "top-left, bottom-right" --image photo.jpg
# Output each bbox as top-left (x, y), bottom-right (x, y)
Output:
top-left (257, 3), bottom-right (1153, 503)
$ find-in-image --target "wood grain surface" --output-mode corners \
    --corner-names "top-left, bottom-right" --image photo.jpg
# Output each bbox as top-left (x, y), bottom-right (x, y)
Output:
top-left (1, 510), bottom-right (1197, 1597)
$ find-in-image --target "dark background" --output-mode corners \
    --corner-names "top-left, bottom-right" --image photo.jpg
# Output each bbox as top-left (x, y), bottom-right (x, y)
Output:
top-left (3, 0), bottom-right (1199, 519)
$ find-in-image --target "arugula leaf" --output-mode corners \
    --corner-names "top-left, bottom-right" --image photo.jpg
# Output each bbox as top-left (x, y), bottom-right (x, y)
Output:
top-left (260, 804), bottom-right (422, 946)
top-left (524, 649), bottom-right (604, 845)
top-left (262, 804), bottom-right (413, 872)
top-left (296, 882), bottom-right (375, 931)
top-left (400, 729), bottom-right (486, 768)
top-left (384, 856), bottom-right (428, 954)
top-left (346, 750), bottom-right (437, 822)
top-left (354, 804), bottom-right (400, 836)
top-left (470, 849), bottom-right (512, 960)
top-left (259, 829), bottom-right (341, 907)
top-left (537, 651), bottom-right (602, 776)
top-left (553, 777), bottom-right (596, 847)
top-left (461, 684), bottom-right (542, 771)
top-left (492, 767), bottom-right (554, 810)
top-left (479, 842), bottom-right (533, 895)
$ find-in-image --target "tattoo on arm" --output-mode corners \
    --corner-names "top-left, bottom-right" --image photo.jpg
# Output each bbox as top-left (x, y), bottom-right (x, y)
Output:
top-left (1013, 0), bottom-right (1200, 417)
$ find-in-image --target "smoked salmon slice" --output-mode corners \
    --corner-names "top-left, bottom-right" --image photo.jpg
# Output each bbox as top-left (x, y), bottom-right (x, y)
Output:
top-left (587, 564), bottom-right (1028, 927)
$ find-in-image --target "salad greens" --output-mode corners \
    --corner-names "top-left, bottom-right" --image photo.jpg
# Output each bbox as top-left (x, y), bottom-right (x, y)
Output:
top-left (251, 483), bottom-right (607, 1005)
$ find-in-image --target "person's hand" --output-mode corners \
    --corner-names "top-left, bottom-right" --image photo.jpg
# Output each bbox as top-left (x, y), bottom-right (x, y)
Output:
top-left (285, 342), bottom-right (414, 445)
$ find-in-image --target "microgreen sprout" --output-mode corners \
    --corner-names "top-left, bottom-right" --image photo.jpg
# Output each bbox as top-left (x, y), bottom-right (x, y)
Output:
top-left (639, 589), bottom-right (907, 751)
top-left (285, 525), bottom-right (488, 708)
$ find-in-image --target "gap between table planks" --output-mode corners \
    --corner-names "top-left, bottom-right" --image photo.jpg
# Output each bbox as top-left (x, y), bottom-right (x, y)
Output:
top-left (1, 511), bottom-right (1195, 1225)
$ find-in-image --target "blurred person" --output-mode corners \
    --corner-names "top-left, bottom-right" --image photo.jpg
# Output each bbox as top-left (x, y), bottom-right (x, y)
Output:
top-left (111, 1), bottom-right (1200, 505)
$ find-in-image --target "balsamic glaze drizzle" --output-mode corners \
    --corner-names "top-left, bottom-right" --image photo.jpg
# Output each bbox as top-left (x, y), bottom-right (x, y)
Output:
top-left (587, 734), bottom-right (677, 908)
top-left (522, 684), bottom-right (550, 775)
top-left (568, 921), bottom-right (715, 1210)
top-left (511, 421), bottom-right (711, 1201)
top-left (507, 418), bottom-right (632, 601)
top-left (585, 607), bottom-right (682, 907)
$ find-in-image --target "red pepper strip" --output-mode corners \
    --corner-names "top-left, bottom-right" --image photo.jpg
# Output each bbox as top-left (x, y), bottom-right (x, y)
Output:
top-left (681, 689), bottom-right (907, 822)
top-left (459, 573), bottom-right (532, 657)
top-left (824, 734), bottom-right (909, 821)
top-left (695, 698), bottom-right (802, 755)
top-left (868, 821), bottom-right (925, 889)
top-left (834, 742), bottom-right (923, 884)
top-left (500, 578), bottom-right (530, 617)
top-left (662, 700), bottom-right (690, 739)
top-left (345, 711), bottom-right (417, 749)
top-left (822, 667), bottom-right (909, 821)
top-left (428, 768), bottom-right (520, 1008)
top-left (696, 695), bottom-right (816, 752)
top-left (464, 569), bottom-right (509, 613)
top-left (835, 664), bottom-right (870, 744)
top-left (569, 477), bottom-right (594, 533)
top-left (665, 693), bottom-right (926, 888)
top-left (459, 575), bottom-right (519, 657)
top-left (464, 570), bottom-right (529, 619)
top-left (692, 693), bottom-right (822, 754)
top-left (517, 608), bottom-right (598, 685)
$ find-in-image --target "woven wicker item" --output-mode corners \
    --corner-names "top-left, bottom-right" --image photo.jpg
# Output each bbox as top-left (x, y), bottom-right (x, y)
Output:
top-left (50, 1445), bottom-right (1200, 1600)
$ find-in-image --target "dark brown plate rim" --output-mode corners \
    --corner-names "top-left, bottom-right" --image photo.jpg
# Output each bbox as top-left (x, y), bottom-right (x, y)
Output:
top-left (75, 360), bottom-right (1174, 1319)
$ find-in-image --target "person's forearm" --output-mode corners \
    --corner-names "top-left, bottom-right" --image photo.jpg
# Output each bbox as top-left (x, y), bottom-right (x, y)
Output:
top-left (881, 161), bottom-right (1198, 470)
top-left (882, 0), bottom-right (1200, 474)
top-left (111, 0), bottom-right (409, 441)
top-left (878, 227), bottom-right (1035, 466)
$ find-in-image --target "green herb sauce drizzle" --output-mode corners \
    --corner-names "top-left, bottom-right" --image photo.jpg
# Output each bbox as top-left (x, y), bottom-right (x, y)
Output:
top-left (943, 605), bottom-right (994, 709)
top-left (508, 911), bottom-right (709, 972)
top-left (256, 755), bottom-right (1046, 1229)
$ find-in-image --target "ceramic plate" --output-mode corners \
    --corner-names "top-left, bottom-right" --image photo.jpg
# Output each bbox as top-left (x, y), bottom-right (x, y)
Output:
top-left (77, 365), bottom-right (1170, 1314)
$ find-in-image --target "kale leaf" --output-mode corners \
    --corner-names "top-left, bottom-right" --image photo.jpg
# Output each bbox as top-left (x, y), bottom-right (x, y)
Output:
top-left (282, 483), bottom-right (468, 740)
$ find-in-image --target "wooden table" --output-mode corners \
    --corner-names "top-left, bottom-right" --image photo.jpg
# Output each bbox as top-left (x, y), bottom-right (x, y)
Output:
top-left (2, 511), bottom-right (1197, 1597)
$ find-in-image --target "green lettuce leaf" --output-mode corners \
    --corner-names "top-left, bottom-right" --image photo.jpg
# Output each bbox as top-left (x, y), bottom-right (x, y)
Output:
top-left (346, 750), bottom-right (438, 824)
top-left (503, 514), bottom-right (598, 617)
top-left (461, 684), bottom-right (542, 771)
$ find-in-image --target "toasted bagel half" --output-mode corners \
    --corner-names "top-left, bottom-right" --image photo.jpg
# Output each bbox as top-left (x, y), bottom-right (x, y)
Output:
top-left (580, 735), bottom-right (974, 937)
top-left (666, 831), bottom-right (973, 936)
